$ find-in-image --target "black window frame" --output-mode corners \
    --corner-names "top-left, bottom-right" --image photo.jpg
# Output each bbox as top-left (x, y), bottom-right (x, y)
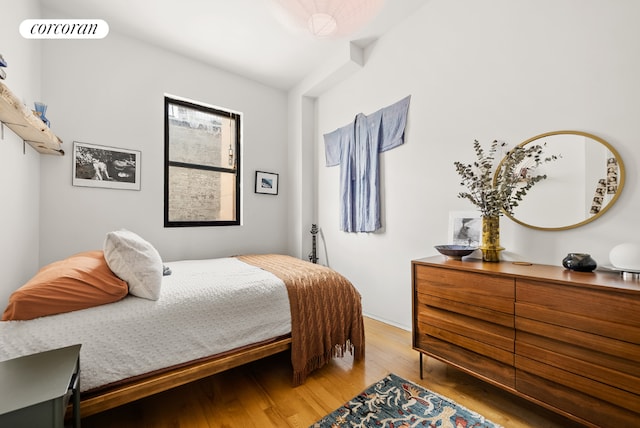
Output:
top-left (164, 96), bottom-right (241, 227)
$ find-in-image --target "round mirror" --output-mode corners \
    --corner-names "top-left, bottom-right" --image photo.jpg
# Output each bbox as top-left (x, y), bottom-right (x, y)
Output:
top-left (500, 130), bottom-right (625, 231)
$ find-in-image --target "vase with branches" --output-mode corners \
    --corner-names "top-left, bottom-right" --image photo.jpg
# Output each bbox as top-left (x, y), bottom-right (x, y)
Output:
top-left (454, 139), bottom-right (559, 261)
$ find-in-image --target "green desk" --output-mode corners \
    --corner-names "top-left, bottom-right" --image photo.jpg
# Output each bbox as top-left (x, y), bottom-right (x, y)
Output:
top-left (0, 344), bottom-right (81, 428)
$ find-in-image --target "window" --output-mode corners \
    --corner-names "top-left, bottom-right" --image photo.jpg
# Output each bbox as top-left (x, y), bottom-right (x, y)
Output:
top-left (164, 96), bottom-right (241, 227)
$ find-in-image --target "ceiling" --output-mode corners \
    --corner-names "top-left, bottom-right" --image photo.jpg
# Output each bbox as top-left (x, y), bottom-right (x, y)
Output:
top-left (40, 0), bottom-right (428, 90)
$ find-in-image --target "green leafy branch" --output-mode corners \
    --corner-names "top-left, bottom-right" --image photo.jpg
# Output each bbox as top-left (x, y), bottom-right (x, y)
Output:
top-left (454, 139), bottom-right (559, 217)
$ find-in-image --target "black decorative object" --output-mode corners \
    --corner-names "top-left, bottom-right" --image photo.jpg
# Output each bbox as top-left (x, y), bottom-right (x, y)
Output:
top-left (309, 224), bottom-right (318, 264)
top-left (562, 253), bottom-right (597, 272)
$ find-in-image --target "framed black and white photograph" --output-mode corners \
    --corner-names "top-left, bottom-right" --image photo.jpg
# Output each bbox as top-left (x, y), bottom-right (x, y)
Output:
top-left (255, 171), bottom-right (278, 195)
top-left (448, 211), bottom-right (481, 246)
top-left (72, 141), bottom-right (141, 190)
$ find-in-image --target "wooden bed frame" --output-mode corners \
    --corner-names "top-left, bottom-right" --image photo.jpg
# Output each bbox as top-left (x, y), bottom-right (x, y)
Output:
top-left (54, 253), bottom-right (363, 421)
top-left (76, 336), bottom-right (292, 418)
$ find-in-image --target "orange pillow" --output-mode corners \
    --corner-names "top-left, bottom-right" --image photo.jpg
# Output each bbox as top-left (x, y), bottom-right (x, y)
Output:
top-left (2, 251), bottom-right (128, 321)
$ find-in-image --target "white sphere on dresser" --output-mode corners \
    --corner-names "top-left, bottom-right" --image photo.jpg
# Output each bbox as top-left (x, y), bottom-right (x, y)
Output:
top-left (609, 242), bottom-right (640, 270)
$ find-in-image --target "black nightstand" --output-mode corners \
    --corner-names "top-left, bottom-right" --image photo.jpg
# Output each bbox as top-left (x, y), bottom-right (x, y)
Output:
top-left (0, 344), bottom-right (81, 428)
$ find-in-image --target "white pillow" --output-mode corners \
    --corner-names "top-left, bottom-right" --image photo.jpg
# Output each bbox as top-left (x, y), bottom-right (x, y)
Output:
top-left (103, 230), bottom-right (163, 300)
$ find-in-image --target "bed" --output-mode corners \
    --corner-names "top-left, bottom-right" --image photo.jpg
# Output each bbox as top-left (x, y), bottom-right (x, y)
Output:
top-left (0, 233), bottom-right (364, 418)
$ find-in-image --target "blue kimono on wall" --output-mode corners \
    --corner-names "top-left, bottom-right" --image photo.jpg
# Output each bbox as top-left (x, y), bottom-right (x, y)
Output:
top-left (323, 95), bottom-right (411, 233)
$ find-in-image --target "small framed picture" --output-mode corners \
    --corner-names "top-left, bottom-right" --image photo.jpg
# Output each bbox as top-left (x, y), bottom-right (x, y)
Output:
top-left (72, 141), bottom-right (141, 190)
top-left (448, 211), bottom-right (481, 246)
top-left (255, 171), bottom-right (279, 195)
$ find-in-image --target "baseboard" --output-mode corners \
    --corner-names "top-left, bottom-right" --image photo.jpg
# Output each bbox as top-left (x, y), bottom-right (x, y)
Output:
top-left (363, 312), bottom-right (411, 332)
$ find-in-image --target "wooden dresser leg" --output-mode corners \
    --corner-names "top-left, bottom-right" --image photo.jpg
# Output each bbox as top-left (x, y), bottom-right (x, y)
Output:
top-left (419, 353), bottom-right (423, 379)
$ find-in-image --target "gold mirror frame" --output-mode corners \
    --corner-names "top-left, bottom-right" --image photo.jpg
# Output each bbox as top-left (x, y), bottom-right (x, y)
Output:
top-left (497, 130), bottom-right (625, 231)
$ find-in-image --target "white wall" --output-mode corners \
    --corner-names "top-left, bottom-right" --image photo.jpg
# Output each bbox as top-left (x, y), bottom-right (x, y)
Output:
top-left (0, 0), bottom-right (44, 308)
top-left (312, 0), bottom-right (640, 329)
top-left (3, 0), bottom-right (639, 330)
top-left (35, 18), bottom-right (290, 268)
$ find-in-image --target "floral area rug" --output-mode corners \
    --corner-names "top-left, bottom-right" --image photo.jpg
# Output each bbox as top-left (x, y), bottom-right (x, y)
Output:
top-left (310, 373), bottom-right (503, 428)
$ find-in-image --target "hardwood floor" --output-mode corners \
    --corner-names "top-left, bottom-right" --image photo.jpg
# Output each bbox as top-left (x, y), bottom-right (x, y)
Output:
top-left (81, 317), bottom-right (586, 427)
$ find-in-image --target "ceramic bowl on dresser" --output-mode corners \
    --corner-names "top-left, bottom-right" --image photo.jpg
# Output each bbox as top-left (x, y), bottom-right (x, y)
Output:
top-left (434, 245), bottom-right (477, 260)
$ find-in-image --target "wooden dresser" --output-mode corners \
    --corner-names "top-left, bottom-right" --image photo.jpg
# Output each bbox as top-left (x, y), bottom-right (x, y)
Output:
top-left (411, 256), bottom-right (640, 428)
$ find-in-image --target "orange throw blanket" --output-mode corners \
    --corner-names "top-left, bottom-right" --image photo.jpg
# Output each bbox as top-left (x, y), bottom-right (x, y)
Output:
top-left (236, 254), bottom-right (365, 385)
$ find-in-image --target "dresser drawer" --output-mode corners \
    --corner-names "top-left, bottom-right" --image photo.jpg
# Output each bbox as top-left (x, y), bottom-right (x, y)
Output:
top-left (417, 334), bottom-right (515, 388)
top-left (415, 290), bottom-right (513, 328)
top-left (517, 368), bottom-right (640, 427)
top-left (417, 305), bottom-right (513, 353)
top-left (414, 265), bottom-right (514, 314)
top-left (516, 354), bottom-right (640, 420)
top-left (516, 279), bottom-right (640, 340)
top-left (515, 316), bottom-right (640, 368)
top-left (516, 330), bottom-right (640, 395)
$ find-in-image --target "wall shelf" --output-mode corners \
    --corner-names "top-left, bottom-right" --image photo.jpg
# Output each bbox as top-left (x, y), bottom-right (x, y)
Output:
top-left (0, 81), bottom-right (64, 155)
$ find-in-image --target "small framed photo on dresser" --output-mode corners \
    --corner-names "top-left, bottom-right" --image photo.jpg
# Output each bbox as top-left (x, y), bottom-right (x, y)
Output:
top-left (448, 211), bottom-right (481, 246)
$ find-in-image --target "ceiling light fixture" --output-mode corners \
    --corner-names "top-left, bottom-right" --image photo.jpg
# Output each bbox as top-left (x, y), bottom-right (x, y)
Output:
top-left (275, 0), bottom-right (384, 38)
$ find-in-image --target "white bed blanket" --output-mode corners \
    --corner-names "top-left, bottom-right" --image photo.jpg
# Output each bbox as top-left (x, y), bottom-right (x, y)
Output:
top-left (0, 257), bottom-right (291, 392)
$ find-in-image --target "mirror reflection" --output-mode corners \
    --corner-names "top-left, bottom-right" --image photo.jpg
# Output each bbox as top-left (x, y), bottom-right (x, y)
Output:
top-left (503, 130), bottom-right (624, 230)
